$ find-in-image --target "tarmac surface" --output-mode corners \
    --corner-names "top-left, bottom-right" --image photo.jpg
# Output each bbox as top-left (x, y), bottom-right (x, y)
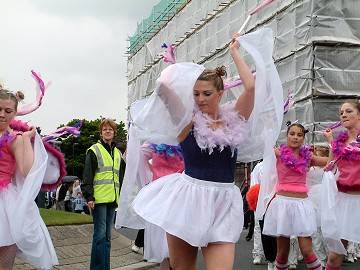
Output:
top-left (14, 224), bottom-right (360, 269)
top-left (14, 224), bottom-right (157, 270)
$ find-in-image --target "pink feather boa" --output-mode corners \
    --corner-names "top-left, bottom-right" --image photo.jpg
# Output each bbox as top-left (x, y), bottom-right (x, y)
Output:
top-left (192, 102), bottom-right (248, 155)
top-left (9, 119), bottom-right (31, 132)
top-left (41, 141), bottom-right (67, 191)
top-left (8, 119), bottom-right (66, 190)
top-left (332, 131), bottom-right (360, 160)
top-left (279, 144), bottom-right (312, 174)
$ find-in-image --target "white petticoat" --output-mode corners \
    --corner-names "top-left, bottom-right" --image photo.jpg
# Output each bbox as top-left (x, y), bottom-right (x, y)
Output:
top-left (335, 192), bottom-right (360, 243)
top-left (144, 223), bottom-right (169, 262)
top-left (263, 195), bottom-right (317, 237)
top-left (133, 173), bottom-right (244, 247)
top-left (321, 171), bottom-right (360, 254)
top-left (0, 134), bottom-right (58, 269)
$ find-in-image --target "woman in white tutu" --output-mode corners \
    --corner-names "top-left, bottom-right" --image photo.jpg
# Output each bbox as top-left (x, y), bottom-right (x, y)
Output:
top-left (262, 122), bottom-right (327, 270)
top-left (0, 87), bottom-right (57, 269)
top-left (322, 100), bottom-right (360, 270)
top-left (133, 34), bottom-right (254, 269)
top-left (118, 28), bottom-right (284, 270)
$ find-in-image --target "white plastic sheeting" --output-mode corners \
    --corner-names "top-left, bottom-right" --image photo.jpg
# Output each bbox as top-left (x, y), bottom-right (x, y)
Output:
top-left (127, 0), bottom-right (360, 145)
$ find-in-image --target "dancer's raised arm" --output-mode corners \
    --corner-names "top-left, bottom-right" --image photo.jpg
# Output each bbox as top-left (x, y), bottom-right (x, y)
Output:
top-left (229, 33), bottom-right (255, 120)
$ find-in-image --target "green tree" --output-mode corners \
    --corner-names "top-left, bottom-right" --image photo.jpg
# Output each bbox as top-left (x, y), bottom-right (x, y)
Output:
top-left (57, 118), bottom-right (127, 178)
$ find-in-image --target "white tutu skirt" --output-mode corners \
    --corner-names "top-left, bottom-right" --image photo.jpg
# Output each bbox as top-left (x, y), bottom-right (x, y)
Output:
top-left (133, 173), bottom-right (244, 247)
top-left (0, 134), bottom-right (58, 269)
top-left (263, 195), bottom-right (317, 237)
top-left (321, 171), bottom-right (360, 254)
top-left (333, 192), bottom-right (360, 243)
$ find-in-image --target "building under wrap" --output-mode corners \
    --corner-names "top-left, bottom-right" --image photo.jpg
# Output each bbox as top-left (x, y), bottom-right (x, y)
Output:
top-left (127, 0), bottom-right (360, 147)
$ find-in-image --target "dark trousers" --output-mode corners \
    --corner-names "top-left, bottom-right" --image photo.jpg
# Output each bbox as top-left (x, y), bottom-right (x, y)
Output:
top-left (259, 218), bottom-right (277, 263)
top-left (135, 229), bottom-right (144, 248)
top-left (90, 203), bottom-right (116, 270)
top-left (246, 211), bottom-right (255, 241)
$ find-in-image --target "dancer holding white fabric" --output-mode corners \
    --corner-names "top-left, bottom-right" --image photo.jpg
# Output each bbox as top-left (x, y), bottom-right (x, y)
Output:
top-left (0, 87), bottom-right (58, 270)
top-left (117, 28), bottom-right (283, 270)
top-left (321, 100), bottom-right (360, 270)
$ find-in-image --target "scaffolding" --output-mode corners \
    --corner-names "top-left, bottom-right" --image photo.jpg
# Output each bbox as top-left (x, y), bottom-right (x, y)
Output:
top-left (127, 0), bottom-right (360, 145)
top-left (128, 0), bottom-right (189, 55)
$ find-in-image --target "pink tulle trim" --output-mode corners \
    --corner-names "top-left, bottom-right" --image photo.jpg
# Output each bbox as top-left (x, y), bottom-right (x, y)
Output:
top-left (41, 142), bottom-right (67, 191)
top-left (193, 102), bottom-right (248, 155)
top-left (151, 154), bottom-right (184, 180)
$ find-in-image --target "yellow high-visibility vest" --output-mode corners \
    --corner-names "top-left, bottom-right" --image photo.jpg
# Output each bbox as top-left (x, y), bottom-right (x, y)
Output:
top-left (88, 142), bottom-right (121, 204)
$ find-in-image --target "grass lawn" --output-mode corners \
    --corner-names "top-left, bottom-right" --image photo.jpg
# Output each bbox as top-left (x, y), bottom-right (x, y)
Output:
top-left (40, 208), bottom-right (93, 226)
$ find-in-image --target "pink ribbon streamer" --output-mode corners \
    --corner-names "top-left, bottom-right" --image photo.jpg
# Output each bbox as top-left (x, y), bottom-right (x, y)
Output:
top-left (239, 0), bottom-right (277, 33)
top-left (223, 72), bottom-right (257, 90)
top-left (161, 43), bottom-right (176, 64)
top-left (283, 92), bottom-right (294, 115)
top-left (43, 120), bottom-right (83, 142)
top-left (250, 0), bottom-right (276, 15)
top-left (224, 80), bottom-right (243, 90)
top-left (16, 70), bottom-right (49, 116)
top-left (313, 122), bottom-right (342, 134)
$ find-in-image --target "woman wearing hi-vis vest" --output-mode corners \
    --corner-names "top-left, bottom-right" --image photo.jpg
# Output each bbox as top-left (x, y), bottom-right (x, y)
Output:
top-left (82, 118), bottom-right (125, 270)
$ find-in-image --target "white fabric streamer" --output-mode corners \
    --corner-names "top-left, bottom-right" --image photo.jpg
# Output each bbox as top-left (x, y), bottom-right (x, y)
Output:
top-left (320, 171), bottom-right (354, 255)
top-left (240, 29), bottom-right (284, 220)
top-left (0, 134), bottom-right (58, 269)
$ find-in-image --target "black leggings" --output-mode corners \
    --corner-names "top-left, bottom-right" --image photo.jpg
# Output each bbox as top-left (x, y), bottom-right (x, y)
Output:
top-left (259, 218), bottom-right (277, 262)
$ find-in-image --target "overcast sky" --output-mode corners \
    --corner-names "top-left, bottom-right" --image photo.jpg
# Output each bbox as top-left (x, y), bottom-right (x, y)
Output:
top-left (0, 0), bottom-right (159, 133)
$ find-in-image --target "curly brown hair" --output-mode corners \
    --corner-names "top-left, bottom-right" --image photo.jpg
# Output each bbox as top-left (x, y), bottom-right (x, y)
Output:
top-left (99, 118), bottom-right (117, 135)
top-left (197, 65), bottom-right (227, 91)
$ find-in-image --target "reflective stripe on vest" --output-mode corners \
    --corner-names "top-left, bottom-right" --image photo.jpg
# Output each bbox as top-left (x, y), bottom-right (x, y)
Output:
top-left (88, 142), bottom-right (121, 204)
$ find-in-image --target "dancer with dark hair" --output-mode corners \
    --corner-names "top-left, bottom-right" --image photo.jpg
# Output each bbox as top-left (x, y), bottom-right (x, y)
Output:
top-left (262, 122), bottom-right (328, 270)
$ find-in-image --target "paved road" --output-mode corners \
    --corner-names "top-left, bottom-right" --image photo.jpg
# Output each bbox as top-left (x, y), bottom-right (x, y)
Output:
top-left (14, 225), bottom-right (360, 269)
top-left (121, 228), bottom-right (360, 270)
top-left (15, 225), bottom-right (155, 270)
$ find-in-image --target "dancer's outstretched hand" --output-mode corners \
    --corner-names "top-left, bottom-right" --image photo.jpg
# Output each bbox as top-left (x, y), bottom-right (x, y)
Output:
top-left (229, 33), bottom-right (240, 51)
top-left (323, 128), bottom-right (333, 143)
